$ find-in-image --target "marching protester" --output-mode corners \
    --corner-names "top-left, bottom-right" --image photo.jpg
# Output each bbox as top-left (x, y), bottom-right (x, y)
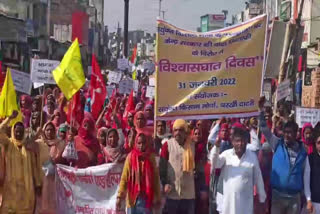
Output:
top-left (259, 97), bottom-right (308, 214)
top-left (117, 132), bottom-right (161, 214)
top-left (304, 134), bottom-right (320, 213)
top-left (34, 121), bottom-right (65, 214)
top-left (0, 111), bottom-right (41, 214)
top-left (209, 127), bottom-right (266, 214)
top-left (159, 119), bottom-right (196, 214)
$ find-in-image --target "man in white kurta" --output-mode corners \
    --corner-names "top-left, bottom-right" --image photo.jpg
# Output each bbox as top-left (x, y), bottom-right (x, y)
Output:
top-left (210, 128), bottom-right (266, 214)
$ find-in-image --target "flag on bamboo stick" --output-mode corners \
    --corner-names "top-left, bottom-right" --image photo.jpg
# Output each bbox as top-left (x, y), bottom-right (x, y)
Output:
top-left (52, 38), bottom-right (85, 100)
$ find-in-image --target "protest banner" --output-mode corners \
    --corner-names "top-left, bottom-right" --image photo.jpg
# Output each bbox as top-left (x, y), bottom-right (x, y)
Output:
top-left (119, 78), bottom-right (133, 95)
top-left (56, 163), bottom-right (125, 214)
top-left (276, 79), bottom-right (291, 102)
top-left (296, 107), bottom-right (320, 128)
top-left (117, 58), bottom-right (129, 70)
top-left (10, 69), bottom-right (32, 94)
top-left (31, 59), bottom-right (60, 84)
top-left (146, 86), bottom-right (155, 98)
top-left (108, 71), bottom-right (122, 84)
top-left (156, 15), bottom-right (267, 120)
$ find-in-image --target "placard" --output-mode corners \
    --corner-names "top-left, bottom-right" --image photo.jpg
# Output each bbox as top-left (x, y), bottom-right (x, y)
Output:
top-left (146, 86), bottom-right (155, 98)
top-left (119, 79), bottom-right (133, 95)
top-left (296, 107), bottom-right (320, 128)
top-left (149, 77), bottom-right (155, 86)
top-left (31, 59), bottom-right (60, 84)
top-left (107, 71), bottom-right (122, 84)
top-left (143, 61), bottom-right (155, 73)
top-left (276, 79), bottom-right (291, 102)
top-left (117, 58), bottom-right (129, 70)
top-left (106, 85), bottom-right (115, 98)
top-left (133, 80), bottom-right (139, 92)
top-left (10, 69), bottom-right (32, 94)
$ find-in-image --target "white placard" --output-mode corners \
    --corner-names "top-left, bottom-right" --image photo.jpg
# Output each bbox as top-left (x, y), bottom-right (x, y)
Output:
top-left (10, 69), bottom-right (32, 94)
top-left (107, 71), bottom-right (122, 84)
top-left (106, 85), bottom-right (115, 98)
top-left (276, 80), bottom-right (291, 102)
top-left (146, 86), bottom-right (155, 98)
top-left (133, 80), bottom-right (139, 92)
top-left (149, 77), bottom-right (155, 86)
top-left (296, 107), bottom-right (320, 128)
top-left (30, 59), bottom-right (60, 84)
top-left (117, 58), bottom-right (129, 70)
top-left (119, 79), bottom-right (133, 95)
top-left (33, 82), bottom-right (44, 89)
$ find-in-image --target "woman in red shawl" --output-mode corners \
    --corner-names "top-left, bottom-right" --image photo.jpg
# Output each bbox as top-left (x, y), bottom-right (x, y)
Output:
top-left (20, 95), bottom-right (32, 128)
top-left (117, 132), bottom-right (161, 214)
top-left (301, 123), bottom-right (314, 154)
top-left (71, 113), bottom-right (100, 168)
top-left (192, 127), bottom-right (209, 214)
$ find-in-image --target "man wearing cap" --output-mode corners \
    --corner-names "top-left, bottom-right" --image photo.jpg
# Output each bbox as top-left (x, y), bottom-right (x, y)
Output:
top-left (160, 119), bottom-right (196, 214)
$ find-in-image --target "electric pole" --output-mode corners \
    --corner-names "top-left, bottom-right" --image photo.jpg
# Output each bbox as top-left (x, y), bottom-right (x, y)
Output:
top-left (159, 0), bottom-right (163, 17)
top-left (161, 10), bottom-right (166, 20)
top-left (124, 0), bottom-right (129, 58)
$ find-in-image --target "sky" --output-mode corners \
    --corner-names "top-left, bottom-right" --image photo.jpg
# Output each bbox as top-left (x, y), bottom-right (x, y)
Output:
top-left (104, 0), bottom-right (248, 33)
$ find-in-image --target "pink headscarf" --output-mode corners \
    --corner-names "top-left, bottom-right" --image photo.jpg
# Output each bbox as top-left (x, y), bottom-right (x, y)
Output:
top-left (301, 123), bottom-right (314, 154)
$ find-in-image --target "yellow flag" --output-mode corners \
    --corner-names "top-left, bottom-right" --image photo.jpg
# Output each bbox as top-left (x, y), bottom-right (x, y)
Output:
top-left (0, 68), bottom-right (23, 125)
top-left (132, 69), bottom-right (137, 80)
top-left (52, 38), bottom-right (85, 100)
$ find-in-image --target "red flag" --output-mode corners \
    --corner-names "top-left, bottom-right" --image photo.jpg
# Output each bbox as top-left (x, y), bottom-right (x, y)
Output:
top-left (90, 55), bottom-right (107, 120)
top-left (123, 90), bottom-right (135, 118)
top-left (67, 91), bottom-right (84, 129)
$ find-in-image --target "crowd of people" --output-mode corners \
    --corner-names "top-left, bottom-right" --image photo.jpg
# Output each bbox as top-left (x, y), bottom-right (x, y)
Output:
top-left (0, 75), bottom-right (319, 214)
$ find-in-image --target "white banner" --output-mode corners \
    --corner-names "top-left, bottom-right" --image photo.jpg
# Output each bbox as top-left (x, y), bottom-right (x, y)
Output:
top-left (276, 80), bottom-right (291, 102)
top-left (31, 59), bottom-right (60, 84)
top-left (11, 69), bottom-right (32, 94)
top-left (146, 86), bottom-right (155, 98)
top-left (56, 163), bottom-right (125, 214)
top-left (296, 107), bottom-right (320, 128)
top-left (108, 71), bottom-right (122, 84)
top-left (119, 79), bottom-right (133, 95)
top-left (106, 85), bottom-right (115, 98)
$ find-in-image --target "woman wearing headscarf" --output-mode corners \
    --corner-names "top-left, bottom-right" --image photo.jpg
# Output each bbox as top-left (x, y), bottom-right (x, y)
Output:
top-left (35, 121), bottom-right (65, 214)
top-left (20, 95), bottom-right (32, 128)
top-left (71, 113), bottom-right (100, 168)
top-left (144, 102), bottom-right (154, 127)
top-left (301, 123), bottom-right (314, 154)
top-left (0, 112), bottom-right (40, 214)
top-left (134, 111), bottom-right (154, 138)
top-left (101, 128), bottom-right (126, 163)
top-left (57, 123), bottom-right (68, 142)
top-left (192, 127), bottom-right (209, 214)
top-left (117, 132), bottom-right (161, 214)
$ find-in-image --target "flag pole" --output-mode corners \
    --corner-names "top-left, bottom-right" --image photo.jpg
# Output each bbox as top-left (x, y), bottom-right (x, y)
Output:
top-left (40, 84), bottom-right (46, 128)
